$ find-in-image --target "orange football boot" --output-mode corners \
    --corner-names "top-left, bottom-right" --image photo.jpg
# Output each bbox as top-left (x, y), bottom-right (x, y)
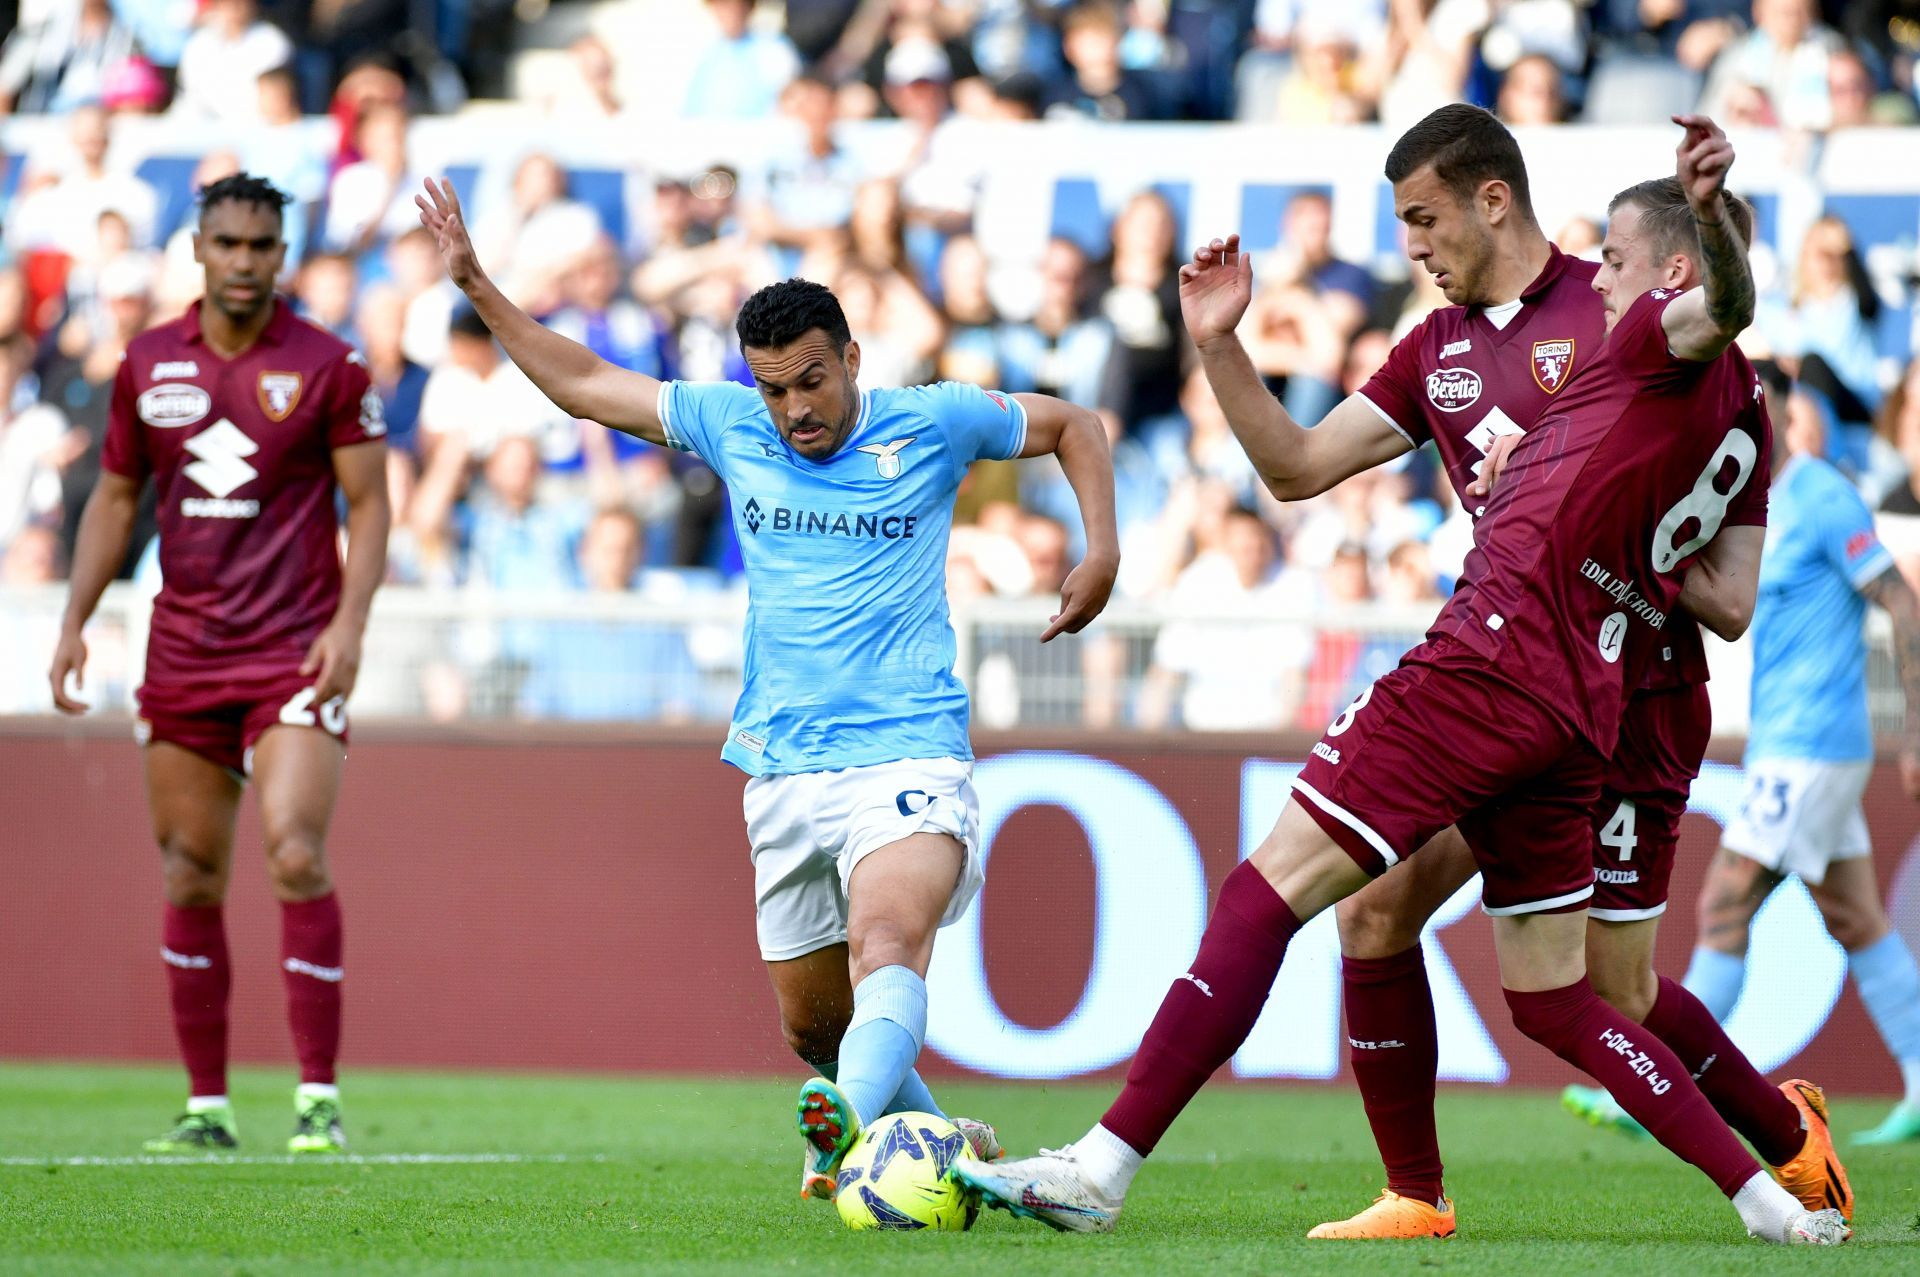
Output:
top-left (1772, 1079), bottom-right (1853, 1223)
top-left (1307, 1189), bottom-right (1457, 1239)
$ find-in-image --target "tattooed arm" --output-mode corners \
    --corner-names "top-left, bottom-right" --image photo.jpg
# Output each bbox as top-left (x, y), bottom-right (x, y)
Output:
top-left (1661, 115), bottom-right (1756, 362)
top-left (1861, 567), bottom-right (1920, 798)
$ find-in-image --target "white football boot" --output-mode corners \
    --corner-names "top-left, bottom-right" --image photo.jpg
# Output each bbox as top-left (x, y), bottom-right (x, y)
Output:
top-left (947, 1144), bottom-right (1123, 1233)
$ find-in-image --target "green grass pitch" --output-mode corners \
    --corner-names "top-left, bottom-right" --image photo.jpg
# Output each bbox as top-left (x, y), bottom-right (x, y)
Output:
top-left (3, 1062), bottom-right (1915, 1275)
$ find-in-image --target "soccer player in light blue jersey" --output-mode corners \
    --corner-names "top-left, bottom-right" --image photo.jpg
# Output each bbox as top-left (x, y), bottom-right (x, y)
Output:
top-left (1687, 368), bottom-right (1920, 1145)
top-left (416, 180), bottom-right (1121, 1196)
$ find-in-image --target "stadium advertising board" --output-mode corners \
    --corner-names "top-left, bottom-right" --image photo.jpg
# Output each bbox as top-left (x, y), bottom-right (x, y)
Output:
top-left (3, 729), bottom-right (1914, 1093)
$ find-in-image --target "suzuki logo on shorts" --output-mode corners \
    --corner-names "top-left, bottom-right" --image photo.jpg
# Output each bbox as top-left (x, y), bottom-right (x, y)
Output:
top-left (183, 418), bottom-right (260, 499)
top-left (856, 437), bottom-right (917, 479)
top-left (1597, 610), bottom-right (1628, 664)
top-left (1425, 367), bottom-right (1482, 412)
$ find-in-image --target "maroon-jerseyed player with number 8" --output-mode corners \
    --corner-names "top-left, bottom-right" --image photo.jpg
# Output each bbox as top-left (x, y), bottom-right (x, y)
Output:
top-left (50, 174), bottom-right (390, 1154)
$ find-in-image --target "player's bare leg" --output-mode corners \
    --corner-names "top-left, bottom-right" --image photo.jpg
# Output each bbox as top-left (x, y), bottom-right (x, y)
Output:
top-left (795, 832), bottom-right (973, 1199)
top-left (1492, 910), bottom-right (1845, 1243)
top-left (953, 804), bottom-right (1367, 1232)
top-left (252, 725), bottom-right (349, 1153)
top-left (1805, 859), bottom-right (1920, 1144)
top-left (144, 743), bottom-right (243, 1153)
top-left (1311, 830), bottom-right (1476, 1239)
top-left (1682, 847), bottom-right (1781, 1016)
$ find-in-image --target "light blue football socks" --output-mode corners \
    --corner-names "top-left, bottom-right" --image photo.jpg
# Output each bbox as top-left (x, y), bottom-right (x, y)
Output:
top-left (837, 965), bottom-right (930, 1126)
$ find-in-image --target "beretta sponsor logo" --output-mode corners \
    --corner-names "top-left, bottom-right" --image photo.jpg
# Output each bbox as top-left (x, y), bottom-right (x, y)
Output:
top-left (137, 383), bottom-right (212, 428)
top-left (1425, 366), bottom-right (1483, 412)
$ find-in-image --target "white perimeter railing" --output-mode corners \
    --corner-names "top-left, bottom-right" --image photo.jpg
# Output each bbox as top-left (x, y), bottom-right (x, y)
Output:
top-left (0, 584), bottom-right (1900, 737)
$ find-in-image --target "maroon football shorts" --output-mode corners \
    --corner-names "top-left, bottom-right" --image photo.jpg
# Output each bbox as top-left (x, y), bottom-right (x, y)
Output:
top-left (135, 671), bottom-right (349, 778)
top-left (1292, 640), bottom-right (1603, 915)
top-left (1589, 682), bottom-right (1711, 922)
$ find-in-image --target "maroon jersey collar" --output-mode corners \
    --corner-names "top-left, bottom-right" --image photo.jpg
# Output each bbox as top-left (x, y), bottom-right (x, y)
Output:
top-left (1516, 244), bottom-right (1572, 303)
top-left (178, 296), bottom-right (294, 351)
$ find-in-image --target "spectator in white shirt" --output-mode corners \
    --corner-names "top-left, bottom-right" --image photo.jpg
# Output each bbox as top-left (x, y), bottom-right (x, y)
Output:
top-left (173, 0), bottom-right (293, 122)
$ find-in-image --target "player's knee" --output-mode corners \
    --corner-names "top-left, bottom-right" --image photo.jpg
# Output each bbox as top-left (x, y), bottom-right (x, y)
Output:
top-left (782, 1013), bottom-right (846, 1071)
top-left (266, 832), bottom-right (330, 897)
top-left (848, 920), bottom-right (925, 979)
top-left (158, 833), bottom-right (225, 906)
top-left (1590, 965), bottom-right (1657, 1023)
top-left (1334, 894), bottom-right (1423, 959)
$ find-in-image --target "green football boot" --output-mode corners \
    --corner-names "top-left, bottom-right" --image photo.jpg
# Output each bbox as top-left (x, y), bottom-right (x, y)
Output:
top-left (796, 1077), bottom-right (861, 1201)
top-left (144, 1104), bottom-right (238, 1154)
top-left (1561, 1084), bottom-right (1649, 1138)
top-left (288, 1086), bottom-right (348, 1154)
top-left (1851, 1100), bottom-right (1920, 1146)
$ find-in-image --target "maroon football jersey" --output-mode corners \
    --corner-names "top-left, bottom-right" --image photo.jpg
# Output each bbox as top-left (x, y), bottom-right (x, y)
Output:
top-left (1413, 286), bottom-right (1772, 751)
top-left (1357, 245), bottom-right (1760, 693)
top-left (1359, 246), bottom-right (1603, 519)
top-left (102, 299), bottom-right (383, 685)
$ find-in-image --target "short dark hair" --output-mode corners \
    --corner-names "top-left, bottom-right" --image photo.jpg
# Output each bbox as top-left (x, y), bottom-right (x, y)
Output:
top-left (1607, 177), bottom-right (1756, 266)
top-left (198, 172), bottom-right (291, 225)
top-left (1384, 104), bottom-right (1535, 221)
top-left (735, 277), bottom-right (851, 353)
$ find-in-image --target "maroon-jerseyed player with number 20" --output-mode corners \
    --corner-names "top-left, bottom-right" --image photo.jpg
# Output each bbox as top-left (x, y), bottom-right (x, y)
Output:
top-left (51, 174), bottom-right (389, 1154)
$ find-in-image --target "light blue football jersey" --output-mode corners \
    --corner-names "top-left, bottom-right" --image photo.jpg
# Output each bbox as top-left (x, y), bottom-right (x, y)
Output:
top-left (1746, 454), bottom-right (1895, 763)
top-left (659, 379), bottom-right (1028, 775)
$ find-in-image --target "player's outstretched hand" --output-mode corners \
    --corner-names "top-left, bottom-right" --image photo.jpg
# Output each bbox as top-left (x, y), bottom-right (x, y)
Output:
top-left (48, 628), bottom-right (88, 714)
top-left (1672, 114), bottom-right (1734, 217)
top-left (302, 620), bottom-right (364, 707)
top-left (1465, 431), bottom-right (1523, 500)
top-left (1042, 555), bottom-right (1118, 643)
top-left (1179, 235), bottom-right (1254, 347)
top-left (415, 177), bottom-right (481, 291)
top-left (1901, 742), bottom-right (1920, 800)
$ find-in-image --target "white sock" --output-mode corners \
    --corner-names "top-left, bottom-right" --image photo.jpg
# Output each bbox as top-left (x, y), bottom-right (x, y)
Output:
top-left (1074, 1123), bottom-right (1144, 1200)
top-left (1903, 1059), bottom-right (1920, 1107)
top-left (296, 1082), bottom-right (341, 1102)
top-left (186, 1095), bottom-right (229, 1113)
top-left (1731, 1170), bottom-right (1803, 1242)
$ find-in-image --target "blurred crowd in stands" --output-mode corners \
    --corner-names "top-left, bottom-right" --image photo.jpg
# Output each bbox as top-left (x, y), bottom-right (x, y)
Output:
top-left (3, 0), bottom-right (1920, 729)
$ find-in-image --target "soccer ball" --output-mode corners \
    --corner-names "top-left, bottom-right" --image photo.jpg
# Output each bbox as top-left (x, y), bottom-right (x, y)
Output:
top-left (833, 1112), bottom-right (979, 1231)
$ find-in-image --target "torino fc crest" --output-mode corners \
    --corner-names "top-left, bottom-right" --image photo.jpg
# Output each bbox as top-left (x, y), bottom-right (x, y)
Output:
top-left (1532, 340), bottom-right (1574, 393)
top-left (258, 372), bottom-right (303, 421)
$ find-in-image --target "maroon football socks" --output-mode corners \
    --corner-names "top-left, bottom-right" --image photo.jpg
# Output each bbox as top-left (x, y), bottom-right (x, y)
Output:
top-left (1344, 946), bottom-right (1446, 1205)
top-left (1101, 861), bottom-right (1304, 1155)
top-left (162, 903), bottom-right (230, 1098)
top-left (1641, 975), bottom-right (1806, 1167)
top-left (1504, 979), bottom-right (1760, 1197)
top-left (281, 893), bottom-right (344, 1085)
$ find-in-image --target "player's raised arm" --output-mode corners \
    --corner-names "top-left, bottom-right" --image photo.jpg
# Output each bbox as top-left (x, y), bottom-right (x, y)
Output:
top-left (1660, 116), bottom-right (1755, 362)
top-left (1677, 524), bottom-right (1764, 640)
top-left (1014, 394), bottom-right (1118, 641)
top-left (1182, 234), bottom-right (1410, 500)
top-left (415, 178), bottom-right (668, 444)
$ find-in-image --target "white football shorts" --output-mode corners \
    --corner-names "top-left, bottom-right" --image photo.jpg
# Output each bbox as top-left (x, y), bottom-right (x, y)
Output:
top-left (1722, 758), bottom-right (1873, 885)
top-left (743, 756), bottom-right (984, 962)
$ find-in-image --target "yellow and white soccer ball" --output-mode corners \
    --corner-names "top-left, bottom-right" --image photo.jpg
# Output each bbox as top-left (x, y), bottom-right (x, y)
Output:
top-left (833, 1112), bottom-right (979, 1231)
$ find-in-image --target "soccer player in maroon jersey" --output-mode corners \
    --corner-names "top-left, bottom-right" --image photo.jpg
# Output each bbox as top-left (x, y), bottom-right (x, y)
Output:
top-left (48, 174), bottom-right (389, 1154)
top-left (954, 126), bottom-right (1849, 1243)
top-left (1265, 109), bottom-right (1844, 1238)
